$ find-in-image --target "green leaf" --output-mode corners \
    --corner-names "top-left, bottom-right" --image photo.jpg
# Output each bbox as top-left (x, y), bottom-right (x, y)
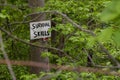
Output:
top-left (0, 13), bottom-right (7, 18)
top-left (86, 37), bottom-right (96, 48)
top-left (97, 27), bottom-right (113, 42)
top-left (100, 1), bottom-right (120, 22)
top-left (112, 29), bottom-right (120, 47)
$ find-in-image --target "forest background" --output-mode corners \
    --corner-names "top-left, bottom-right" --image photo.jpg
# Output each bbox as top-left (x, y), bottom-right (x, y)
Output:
top-left (0, 0), bottom-right (120, 80)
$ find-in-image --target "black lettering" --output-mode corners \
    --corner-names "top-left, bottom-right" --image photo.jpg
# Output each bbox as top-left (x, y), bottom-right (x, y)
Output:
top-left (33, 31), bottom-right (37, 38)
top-left (45, 23), bottom-right (50, 27)
top-left (37, 23), bottom-right (42, 28)
top-left (36, 23), bottom-right (44, 28)
top-left (32, 22), bottom-right (50, 30)
top-left (37, 32), bottom-right (41, 36)
top-left (32, 24), bottom-right (36, 29)
top-left (41, 23), bottom-right (44, 27)
top-left (44, 31), bottom-right (47, 36)
top-left (41, 31), bottom-right (45, 36)
top-left (47, 31), bottom-right (49, 36)
top-left (33, 31), bottom-right (50, 38)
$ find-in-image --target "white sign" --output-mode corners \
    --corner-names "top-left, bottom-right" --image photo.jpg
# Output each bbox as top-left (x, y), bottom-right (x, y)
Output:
top-left (30, 20), bottom-right (51, 40)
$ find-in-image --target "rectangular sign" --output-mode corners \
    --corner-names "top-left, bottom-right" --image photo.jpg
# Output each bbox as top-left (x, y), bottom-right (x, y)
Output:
top-left (30, 20), bottom-right (51, 40)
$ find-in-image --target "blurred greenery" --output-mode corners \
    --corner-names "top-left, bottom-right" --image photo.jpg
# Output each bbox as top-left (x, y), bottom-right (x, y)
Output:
top-left (1, 0), bottom-right (120, 80)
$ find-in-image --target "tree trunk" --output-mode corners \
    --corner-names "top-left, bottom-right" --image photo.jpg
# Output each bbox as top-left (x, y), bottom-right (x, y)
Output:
top-left (28, 0), bottom-right (49, 74)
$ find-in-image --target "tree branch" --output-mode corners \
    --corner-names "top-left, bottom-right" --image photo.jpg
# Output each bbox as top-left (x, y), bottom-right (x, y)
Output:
top-left (0, 31), bottom-right (16, 80)
top-left (0, 59), bottom-right (120, 77)
top-left (0, 26), bottom-right (64, 53)
top-left (24, 11), bottom-right (95, 36)
top-left (0, 26), bottom-right (74, 61)
top-left (99, 43), bottom-right (120, 66)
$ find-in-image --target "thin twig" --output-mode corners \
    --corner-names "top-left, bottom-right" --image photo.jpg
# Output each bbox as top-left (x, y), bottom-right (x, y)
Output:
top-left (83, 48), bottom-right (95, 66)
top-left (0, 31), bottom-right (16, 80)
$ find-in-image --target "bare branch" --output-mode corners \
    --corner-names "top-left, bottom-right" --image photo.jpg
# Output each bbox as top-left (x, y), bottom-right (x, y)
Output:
top-left (94, 65), bottom-right (120, 69)
top-left (24, 11), bottom-right (95, 36)
top-left (99, 43), bottom-right (120, 66)
top-left (0, 59), bottom-right (120, 77)
top-left (0, 26), bottom-right (75, 61)
top-left (53, 11), bottom-right (120, 66)
top-left (83, 48), bottom-right (95, 66)
top-left (0, 32), bottom-right (16, 80)
top-left (10, 14), bottom-right (43, 26)
top-left (55, 11), bottom-right (120, 66)
top-left (0, 27), bottom-right (64, 53)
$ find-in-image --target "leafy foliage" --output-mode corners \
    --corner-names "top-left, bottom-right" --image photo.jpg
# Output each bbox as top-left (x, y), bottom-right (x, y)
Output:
top-left (100, 0), bottom-right (120, 47)
top-left (100, 0), bottom-right (120, 23)
top-left (97, 27), bottom-right (113, 42)
top-left (1, 0), bottom-right (120, 80)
